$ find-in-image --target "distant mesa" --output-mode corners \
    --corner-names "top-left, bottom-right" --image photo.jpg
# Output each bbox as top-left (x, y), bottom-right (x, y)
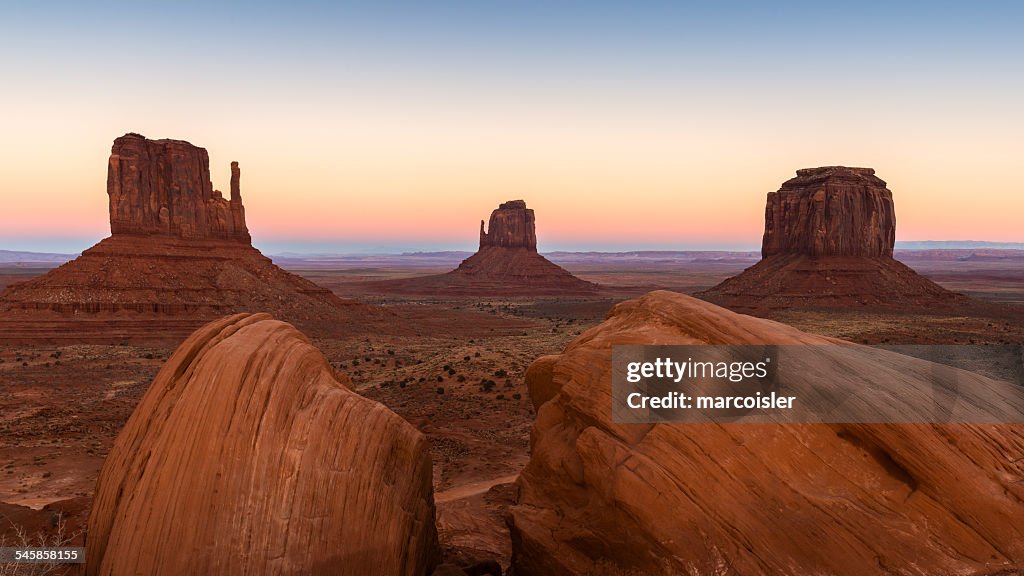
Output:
top-left (367, 200), bottom-right (598, 295)
top-left (0, 133), bottom-right (376, 343)
top-left (511, 290), bottom-right (1024, 575)
top-left (699, 166), bottom-right (967, 310)
top-left (86, 313), bottom-right (438, 575)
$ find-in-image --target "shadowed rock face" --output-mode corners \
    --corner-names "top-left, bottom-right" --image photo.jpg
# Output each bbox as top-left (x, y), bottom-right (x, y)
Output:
top-left (510, 291), bottom-right (1024, 576)
top-left (700, 167), bottom-right (964, 310)
top-left (86, 313), bottom-right (439, 576)
top-left (762, 167), bottom-right (895, 259)
top-left (479, 200), bottom-right (537, 250)
top-left (108, 133), bottom-right (250, 243)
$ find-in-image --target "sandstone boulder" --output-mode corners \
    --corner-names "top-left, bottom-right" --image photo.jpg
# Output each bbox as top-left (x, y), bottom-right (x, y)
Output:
top-left (86, 313), bottom-right (439, 575)
top-left (510, 290), bottom-right (1024, 575)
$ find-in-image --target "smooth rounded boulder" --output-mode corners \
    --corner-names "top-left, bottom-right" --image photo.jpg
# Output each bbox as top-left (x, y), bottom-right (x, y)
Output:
top-left (86, 313), bottom-right (438, 575)
top-left (511, 290), bottom-right (1024, 575)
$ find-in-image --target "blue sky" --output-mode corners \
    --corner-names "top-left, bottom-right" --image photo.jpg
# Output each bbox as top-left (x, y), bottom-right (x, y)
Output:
top-left (1, 1), bottom-right (1022, 253)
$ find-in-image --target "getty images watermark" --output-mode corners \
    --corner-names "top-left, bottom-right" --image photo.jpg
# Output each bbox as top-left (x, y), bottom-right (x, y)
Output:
top-left (612, 344), bottom-right (1024, 424)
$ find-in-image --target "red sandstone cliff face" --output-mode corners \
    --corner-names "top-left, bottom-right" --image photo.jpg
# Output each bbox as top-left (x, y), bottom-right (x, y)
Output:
top-left (762, 167), bottom-right (895, 259)
top-left (510, 291), bottom-right (1024, 575)
top-left (479, 200), bottom-right (537, 250)
top-left (701, 167), bottom-right (963, 310)
top-left (86, 313), bottom-right (439, 575)
top-left (107, 133), bottom-right (250, 243)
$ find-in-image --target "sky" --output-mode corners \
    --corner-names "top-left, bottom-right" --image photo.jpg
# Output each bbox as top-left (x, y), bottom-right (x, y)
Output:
top-left (1, 1), bottom-right (1022, 254)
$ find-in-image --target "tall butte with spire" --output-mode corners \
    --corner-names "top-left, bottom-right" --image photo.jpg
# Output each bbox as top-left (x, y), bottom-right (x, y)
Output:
top-left (372, 200), bottom-right (597, 295)
top-left (699, 166), bottom-right (967, 310)
top-left (106, 134), bottom-right (251, 242)
top-left (0, 133), bottom-right (374, 343)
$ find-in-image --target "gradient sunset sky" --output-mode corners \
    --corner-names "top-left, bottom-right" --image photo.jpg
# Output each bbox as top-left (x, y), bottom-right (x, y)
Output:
top-left (2, 1), bottom-right (1022, 253)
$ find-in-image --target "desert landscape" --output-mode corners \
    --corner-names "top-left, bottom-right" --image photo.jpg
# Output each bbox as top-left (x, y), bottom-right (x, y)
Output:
top-left (1, 135), bottom-right (1023, 575)
top-left (3, 3), bottom-right (1024, 575)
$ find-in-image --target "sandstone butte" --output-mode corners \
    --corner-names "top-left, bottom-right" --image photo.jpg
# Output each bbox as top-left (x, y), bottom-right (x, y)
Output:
top-left (0, 134), bottom-right (376, 343)
top-left (699, 166), bottom-right (967, 310)
top-left (511, 290), bottom-right (1024, 575)
top-left (85, 313), bottom-right (439, 576)
top-left (367, 200), bottom-right (598, 296)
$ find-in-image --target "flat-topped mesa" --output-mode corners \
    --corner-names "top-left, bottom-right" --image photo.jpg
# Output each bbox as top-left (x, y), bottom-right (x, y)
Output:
top-left (107, 133), bottom-right (251, 243)
top-left (479, 199), bottom-right (537, 251)
top-left (699, 166), bottom-right (966, 311)
top-left (762, 166), bottom-right (895, 259)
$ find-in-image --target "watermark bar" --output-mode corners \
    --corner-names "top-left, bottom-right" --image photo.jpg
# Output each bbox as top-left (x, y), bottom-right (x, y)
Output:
top-left (612, 345), bottom-right (1024, 424)
top-left (0, 547), bottom-right (86, 564)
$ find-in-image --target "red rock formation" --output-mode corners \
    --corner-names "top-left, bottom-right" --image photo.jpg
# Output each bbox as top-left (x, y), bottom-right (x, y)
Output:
top-left (701, 167), bottom-right (964, 310)
top-left (479, 200), bottom-right (537, 250)
top-left (108, 133), bottom-right (250, 243)
top-left (0, 134), bottom-right (377, 343)
top-left (86, 313), bottom-right (439, 575)
top-left (510, 290), bottom-right (1024, 575)
top-left (365, 200), bottom-right (597, 295)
